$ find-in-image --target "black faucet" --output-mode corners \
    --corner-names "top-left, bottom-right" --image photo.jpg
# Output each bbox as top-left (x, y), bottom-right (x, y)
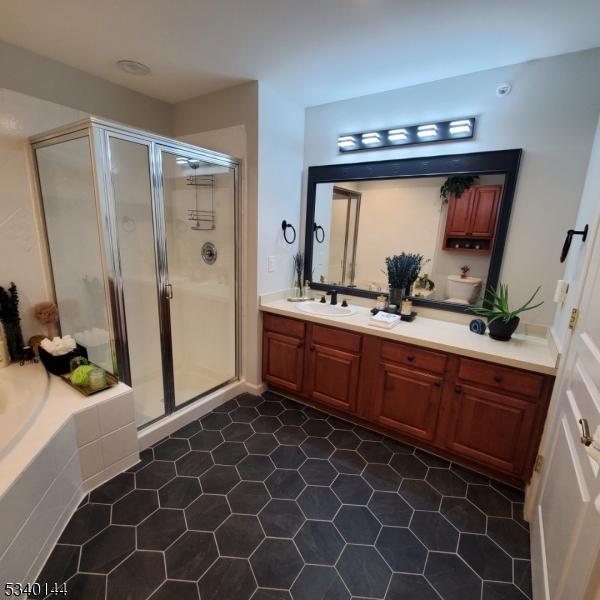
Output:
top-left (327, 289), bottom-right (338, 305)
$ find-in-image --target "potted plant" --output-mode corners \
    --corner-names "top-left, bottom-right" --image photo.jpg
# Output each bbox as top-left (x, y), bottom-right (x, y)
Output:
top-left (440, 175), bottom-right (479, 204)
top-left (385, 253), bottom-right (425, 305)
top-left (469, 284), bottom-right (544, 341)
top-left (0, 282), bottom-right (24, 361)
top-left (460, 265), bottom-right (471, 279)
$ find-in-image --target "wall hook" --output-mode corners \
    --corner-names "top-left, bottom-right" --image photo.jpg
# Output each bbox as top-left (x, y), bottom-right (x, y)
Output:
top-left (281, 220), bottom-right (297, 244)
top-left (313, 222), bottom-right (325, 243)
top-left (560, 224), bottom-right (588, 263)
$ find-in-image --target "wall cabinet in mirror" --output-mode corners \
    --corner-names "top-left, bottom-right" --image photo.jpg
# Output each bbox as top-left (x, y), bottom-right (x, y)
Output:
top-left (443, 185), bottom-right (501, 253)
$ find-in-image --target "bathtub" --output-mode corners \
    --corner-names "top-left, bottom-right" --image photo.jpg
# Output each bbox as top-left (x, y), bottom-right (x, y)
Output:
top-left (0, 362), bottom-right (137, 586)
top-left (0, 363), bottom-right (49, 460)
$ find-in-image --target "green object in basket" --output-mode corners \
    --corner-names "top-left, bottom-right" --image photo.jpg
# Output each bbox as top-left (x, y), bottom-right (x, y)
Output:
top-left (71, 364), bottom-right (95, 386)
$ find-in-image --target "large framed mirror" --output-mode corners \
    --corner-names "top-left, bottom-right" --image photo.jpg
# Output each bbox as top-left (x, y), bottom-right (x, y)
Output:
top-left (304, 149), bottom-right (522, 312)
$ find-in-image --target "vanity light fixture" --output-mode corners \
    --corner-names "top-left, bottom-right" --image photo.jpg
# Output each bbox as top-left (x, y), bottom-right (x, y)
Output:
top-left (417, 124), bottom-right (438, 138)
top-left (337, 117), bottom-right (476, 152)
top-left (338, 135), bottom-right (357, 149)
top-left (388, 128), bottom-right (408, 142)
top-left (449, 120), bottom-right (472, 135)
top-left (361, 132), bottom-right (381, 145)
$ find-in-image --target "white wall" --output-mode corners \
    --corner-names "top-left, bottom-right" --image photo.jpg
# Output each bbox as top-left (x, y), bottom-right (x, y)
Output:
top-left (0, 89), bottom-right (86, 340)
top-left (551, 116), bottom-right (600, 351)
top-left (303, 48), bottom-right (600, 325)
top-left (257, 83), bottom-right (305, 294)
top-left (0, 41), bottom-right (172, 135)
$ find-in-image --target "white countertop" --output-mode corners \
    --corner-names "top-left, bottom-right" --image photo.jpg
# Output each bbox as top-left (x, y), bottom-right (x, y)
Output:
top-left (260, 298), bottom-right (559, 376)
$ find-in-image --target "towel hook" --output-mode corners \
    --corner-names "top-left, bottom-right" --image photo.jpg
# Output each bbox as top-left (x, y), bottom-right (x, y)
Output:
top-left (313, 222), bottom-right (325, 243)
top-left (560, 224), bottom-right (588, 263)
top-left (281, 220), bottom-right (297, 244)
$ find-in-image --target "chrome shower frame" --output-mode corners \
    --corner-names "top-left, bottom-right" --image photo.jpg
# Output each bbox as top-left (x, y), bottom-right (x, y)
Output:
top-left (30, 117), bottom-right (242, 428)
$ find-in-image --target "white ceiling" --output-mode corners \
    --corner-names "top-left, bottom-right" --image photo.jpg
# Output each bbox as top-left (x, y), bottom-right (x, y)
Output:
top-left (1, 0), bottom-right (599, 107)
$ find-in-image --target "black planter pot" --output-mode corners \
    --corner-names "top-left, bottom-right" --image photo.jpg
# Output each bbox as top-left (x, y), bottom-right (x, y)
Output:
top-left (488, 317), bottom-right (520, 341)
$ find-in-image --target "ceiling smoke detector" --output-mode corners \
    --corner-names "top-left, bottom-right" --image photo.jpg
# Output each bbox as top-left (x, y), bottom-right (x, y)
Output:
top-left (116, 60), bottom-right (151, 76)
top-left (496, 82), bottom-right (512, 97)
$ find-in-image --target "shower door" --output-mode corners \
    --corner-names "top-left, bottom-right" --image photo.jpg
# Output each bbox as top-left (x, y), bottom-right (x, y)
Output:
top-left (105, 134), bottom-right (238, 426)
top-left (158, 149), bottom-right (238, 410)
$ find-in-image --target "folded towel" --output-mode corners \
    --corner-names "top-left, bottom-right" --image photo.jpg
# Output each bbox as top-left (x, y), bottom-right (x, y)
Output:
top-left (40, 335), bottom-right (77, 356)
top-left (368, 312), bottom-right (401, 330)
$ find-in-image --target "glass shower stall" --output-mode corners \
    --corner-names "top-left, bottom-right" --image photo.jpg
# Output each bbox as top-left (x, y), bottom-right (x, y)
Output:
top-left (31, 118), bottom-right (240, 428)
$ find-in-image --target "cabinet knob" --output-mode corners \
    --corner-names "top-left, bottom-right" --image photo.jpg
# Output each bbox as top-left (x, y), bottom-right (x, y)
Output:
top-left (407, 355), bottom-right (415, 362)
top-left (309, 345), bottom-right (315, 352)
top-left (454, 385), bottom-right (463, 394)
top-left (433, 381), bottom-right (441, 388)
top-left (493, 374), bottom-right (503, 383)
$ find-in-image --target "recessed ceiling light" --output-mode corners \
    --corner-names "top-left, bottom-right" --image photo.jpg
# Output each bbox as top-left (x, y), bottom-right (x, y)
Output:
top-left (116, 60), bottom-right (151, 76)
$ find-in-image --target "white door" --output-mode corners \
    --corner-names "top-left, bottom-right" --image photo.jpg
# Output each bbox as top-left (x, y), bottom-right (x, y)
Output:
top-left (531, 214), bottom-right (600, 598)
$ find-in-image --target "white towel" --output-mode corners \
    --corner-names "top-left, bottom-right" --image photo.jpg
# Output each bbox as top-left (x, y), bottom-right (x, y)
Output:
top-left (40, 335), bottom-right (77, 356)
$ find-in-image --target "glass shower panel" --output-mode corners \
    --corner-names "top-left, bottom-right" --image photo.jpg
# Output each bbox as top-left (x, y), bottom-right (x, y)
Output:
top-left (109, 137), bottom-right (165, 426)
top-left (161, 152), bottom-right (236, 406)
top-left (36, 137), bottom-right (113, 372)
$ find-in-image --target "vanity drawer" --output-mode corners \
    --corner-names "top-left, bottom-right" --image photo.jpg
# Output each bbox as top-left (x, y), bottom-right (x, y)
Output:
top-left (380, 341), bottom-right (447, 375)
top-left (457, 358), bottom-right (544, 400)
top-left (263, 313), bottom-right (305, 339)
top-left (311, 324), bottom-right (362, 354)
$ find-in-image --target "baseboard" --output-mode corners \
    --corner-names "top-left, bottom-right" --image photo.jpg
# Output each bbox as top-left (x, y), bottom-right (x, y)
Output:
top-left (244, 380), bottom-right (267, 395)
top-left (138, 380), bottom-right (247, 449)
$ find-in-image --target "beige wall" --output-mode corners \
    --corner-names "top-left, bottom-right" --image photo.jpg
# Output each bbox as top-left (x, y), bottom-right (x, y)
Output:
top-left (173, 82), bottom-right (262, 386)
top-left (0, 41), bottom-right (172, 135)
top-left (304, 48), bottom-right (600, 325)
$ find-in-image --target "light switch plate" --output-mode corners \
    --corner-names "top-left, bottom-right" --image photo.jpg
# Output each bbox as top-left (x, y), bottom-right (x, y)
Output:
top-left (553, 279), bottom-right (569, 304)
top-left (268, 256), bottom-right (276, 273)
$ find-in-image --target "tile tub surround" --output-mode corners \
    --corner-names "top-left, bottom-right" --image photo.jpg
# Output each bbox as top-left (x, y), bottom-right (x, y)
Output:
top-left (260, 297), bottom-right (558, 376)
top-left (0, 363), bottom-right (137, 587)
top-left (34, 391), bottom-right (532, 600)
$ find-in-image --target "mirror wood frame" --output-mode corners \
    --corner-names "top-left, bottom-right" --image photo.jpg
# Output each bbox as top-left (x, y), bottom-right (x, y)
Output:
top-left (304, 148), bottom-right (522, 313)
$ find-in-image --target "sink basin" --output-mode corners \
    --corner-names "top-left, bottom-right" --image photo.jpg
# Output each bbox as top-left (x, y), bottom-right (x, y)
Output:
top-left (297, 302), bottom-right (356, 317)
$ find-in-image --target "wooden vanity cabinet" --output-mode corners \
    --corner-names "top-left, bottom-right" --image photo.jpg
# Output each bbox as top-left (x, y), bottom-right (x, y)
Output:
top-left (262, 313), bottom-right (553, 484)
top-left (262, 314), bottom-right (306, 393)
top-left (306, 325), bottom-right (362, 413)
top-left (366, 339), bottom-right (446, 442)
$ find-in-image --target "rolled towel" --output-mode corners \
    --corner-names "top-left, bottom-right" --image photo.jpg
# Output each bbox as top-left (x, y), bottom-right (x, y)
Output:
top-left (40, 335), bottom-right (77, 356)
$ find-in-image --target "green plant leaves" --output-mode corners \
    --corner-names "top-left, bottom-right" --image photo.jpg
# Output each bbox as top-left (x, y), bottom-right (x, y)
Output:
top-left (468, 284), bottom-right (543, 323)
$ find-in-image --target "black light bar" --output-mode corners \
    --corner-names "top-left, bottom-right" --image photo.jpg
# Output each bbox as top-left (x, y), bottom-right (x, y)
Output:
top-left (337, 117), bottom-right (476, 153)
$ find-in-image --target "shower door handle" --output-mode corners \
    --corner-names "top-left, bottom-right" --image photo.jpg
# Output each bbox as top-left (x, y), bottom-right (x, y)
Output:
top-left (165, 283), bottom-right (174, 300)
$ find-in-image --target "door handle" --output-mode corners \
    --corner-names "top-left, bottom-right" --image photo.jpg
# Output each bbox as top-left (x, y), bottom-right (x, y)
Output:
top-left (579, 418), bottom-right (594, 447)
top-left (165, 283), bottom-right (173, 300)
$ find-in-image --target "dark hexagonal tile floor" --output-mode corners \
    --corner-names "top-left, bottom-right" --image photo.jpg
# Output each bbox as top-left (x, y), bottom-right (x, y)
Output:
top-left (36, 390), bottom-right (531, 599)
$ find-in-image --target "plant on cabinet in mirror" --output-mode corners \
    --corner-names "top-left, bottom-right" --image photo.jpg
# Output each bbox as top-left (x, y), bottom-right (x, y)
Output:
top-left (440, 175), bottom-right (479, 204)
top-left (468, 284), bottom-right (544, 341)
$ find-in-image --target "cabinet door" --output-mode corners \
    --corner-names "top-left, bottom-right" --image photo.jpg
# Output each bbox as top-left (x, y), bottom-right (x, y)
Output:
top-left (469, 186), bottom-right (500, 237)
top-left (371, 362), bottom-right (443, 442)
top-left (445, 190), bottom-right (474, 236)
top-left (308, 343), bottom-right (360, 413)
top-left (444, 384), bottom-right (537, 475)
top-left (263, 331), bottom-right (305, 393)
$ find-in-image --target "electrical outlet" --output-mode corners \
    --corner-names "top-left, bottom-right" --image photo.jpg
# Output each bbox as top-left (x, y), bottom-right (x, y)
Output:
top-left (268, 256), bottom-right (276, 273)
